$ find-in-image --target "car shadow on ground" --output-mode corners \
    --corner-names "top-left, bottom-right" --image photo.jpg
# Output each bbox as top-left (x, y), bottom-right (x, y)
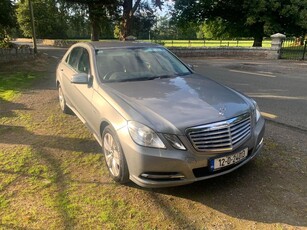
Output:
top-left (136, 150), bottom-right (306, 228)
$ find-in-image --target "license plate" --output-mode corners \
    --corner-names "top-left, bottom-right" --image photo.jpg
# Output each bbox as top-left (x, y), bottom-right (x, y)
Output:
top-left (209, 148), bottom-right (248, 171)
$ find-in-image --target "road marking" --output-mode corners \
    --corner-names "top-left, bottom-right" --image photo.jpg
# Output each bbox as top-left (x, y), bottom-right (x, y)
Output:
top-left (257, 71), bottom-right (274, 75)
top-left (261, 112), bottom-right (278, 119)
top-left (52, 56), bottom-right (59, 59)
top-left (242, 62), bottom-right (267, 65)
top-left (249, 94), bottom-right (306, 100)
top-left (229, 69), bottom-right (276, 78)
top-left (43, 53), bottom-right (48, 56)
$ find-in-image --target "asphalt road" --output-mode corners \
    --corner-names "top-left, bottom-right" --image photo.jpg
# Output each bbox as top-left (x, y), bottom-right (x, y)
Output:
top-left (23, 42), bottom-right (307, 131)
top-left (185, 58), bottom-right (307, 132)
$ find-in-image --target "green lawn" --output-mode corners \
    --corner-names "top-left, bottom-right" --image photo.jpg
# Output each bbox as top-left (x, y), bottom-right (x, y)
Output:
top-left (64, 38), bottom-right (272, 48)
top-left (0, 72), bottom-right (40, 101)
top-left (159, 39), bottom-right (272, 48)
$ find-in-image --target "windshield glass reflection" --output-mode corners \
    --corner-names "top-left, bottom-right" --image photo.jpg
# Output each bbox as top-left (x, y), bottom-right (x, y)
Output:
top-left (96, 47), bottom-right (191, 82)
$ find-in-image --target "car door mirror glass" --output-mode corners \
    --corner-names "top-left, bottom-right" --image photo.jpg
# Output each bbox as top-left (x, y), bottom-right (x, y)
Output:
top-left (71, 73), bottom-right (89, 84)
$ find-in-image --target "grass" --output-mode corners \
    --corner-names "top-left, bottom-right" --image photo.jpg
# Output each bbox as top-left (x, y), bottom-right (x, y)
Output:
top-left (0, 72), bottom-right (40, 101)
top-left (158, 39), bottom-right (272, 48)
top-left (55, 38), bottom-right (273, 48)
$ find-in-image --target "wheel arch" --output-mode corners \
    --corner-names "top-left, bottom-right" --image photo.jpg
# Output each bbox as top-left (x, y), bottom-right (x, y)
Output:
top-left (100, 121), bottom-right (110, 138)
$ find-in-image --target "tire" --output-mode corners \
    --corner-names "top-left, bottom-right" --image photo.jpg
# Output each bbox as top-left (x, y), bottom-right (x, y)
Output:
top-left (58, 84), bottom-right (73, 114)
top-left (102, 125), bottom-right (129, 184)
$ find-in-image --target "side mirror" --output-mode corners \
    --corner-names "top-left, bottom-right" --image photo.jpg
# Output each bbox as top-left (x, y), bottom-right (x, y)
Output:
top-left (71, 73), bottom-right (89, 84)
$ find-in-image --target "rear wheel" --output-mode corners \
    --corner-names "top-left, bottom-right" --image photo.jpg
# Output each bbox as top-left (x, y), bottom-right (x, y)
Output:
top-left (58, 84), bottom-right (72, 114)
top-left (102, 126), bottom-right (129, 183)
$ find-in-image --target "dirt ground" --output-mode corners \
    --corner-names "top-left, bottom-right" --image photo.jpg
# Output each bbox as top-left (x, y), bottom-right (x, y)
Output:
top-left (0, 56), bottom-right (306, 229)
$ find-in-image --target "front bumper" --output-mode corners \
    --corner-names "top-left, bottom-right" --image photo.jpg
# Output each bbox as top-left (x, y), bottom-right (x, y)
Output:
top-left (117, 117), bottom-right (265, 188)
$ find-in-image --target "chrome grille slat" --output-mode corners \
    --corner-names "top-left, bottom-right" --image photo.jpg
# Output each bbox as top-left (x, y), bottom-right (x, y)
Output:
top-left (230, 120), bottom-right (249, 130)
top-left (231, 123), bottom-right (250, 136)
top-left (196, 142), bottom-right (232, 148)
top-left (190, 129), bottom-right (229, 138)
top-left (187, 113), bottom-right (251, 152)
top-left (231, 129), bottom-right (250, 142)
top-left (194, 138), bottom-right (232, 144)
top-left (230, 117), bottom-right (250, 127)
top-left (189, 128), bottom-right (229, 136)
top-left (192, 133), bottom-right (230, 141)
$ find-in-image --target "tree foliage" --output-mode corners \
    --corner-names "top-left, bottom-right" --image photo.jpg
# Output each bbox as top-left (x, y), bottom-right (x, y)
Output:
top-left (3, 0), bottom-right (164, 41)
top-left (173, 0), bottom-right (307, 46)
top-left (115, 1), bottom-right (157, 39)
top-left (119, 0), bottom-right (162, 40)
top-left (0, 0), bottom-right (16, 38)
top-left (61, 0), bottom-right (120, 40)
top-left (16, 0), bottom-right (68, 38)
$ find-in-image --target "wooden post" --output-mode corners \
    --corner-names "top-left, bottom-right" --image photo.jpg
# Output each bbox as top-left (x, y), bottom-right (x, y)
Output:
top-left (29, 0), bottom-right (37, 54)
top-left (302, 40), bottom-right (307, 60)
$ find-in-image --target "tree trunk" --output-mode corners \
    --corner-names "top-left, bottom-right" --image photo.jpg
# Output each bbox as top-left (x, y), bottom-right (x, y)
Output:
top-left (120, 0), bottom-right (141, 40)
top-left (120, 0), bottom-right (132, 40)
top-left (253, 35), bottom-right (263, 47)
top-left (88, 3), bottom-right (100, 41)
top-left (251, 22), bottom-right (264, 47)
top-left (300, 33), bottom-right (306, 46)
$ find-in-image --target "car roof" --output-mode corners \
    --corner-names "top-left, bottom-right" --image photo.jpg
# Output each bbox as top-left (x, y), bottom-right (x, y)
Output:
top-left (87, 41), bottom-right (162, 50)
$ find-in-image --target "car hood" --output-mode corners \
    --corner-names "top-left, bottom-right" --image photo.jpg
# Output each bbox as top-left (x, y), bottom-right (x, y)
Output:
top-left (104, 74), bottom-right (252, 134)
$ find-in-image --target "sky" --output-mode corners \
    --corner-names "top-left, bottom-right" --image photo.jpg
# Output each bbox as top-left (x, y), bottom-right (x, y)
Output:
top-left (156, 0), bottom-right (175, 16)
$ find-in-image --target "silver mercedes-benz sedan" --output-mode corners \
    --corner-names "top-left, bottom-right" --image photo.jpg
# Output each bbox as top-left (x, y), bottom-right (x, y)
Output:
top-left (56, 41), bottom-right (265, 188)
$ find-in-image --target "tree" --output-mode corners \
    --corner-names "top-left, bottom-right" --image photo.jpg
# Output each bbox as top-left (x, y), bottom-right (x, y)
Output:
top-left (16, 0), bottom-right (68, 38)
top-left (64, 4), bottom-right (90, 39)
top-left (63, 0), bottom-right (118, 41)
top-left (0, 0), bottom-right (16, 39)
top-left (173, 0), bottom-right (307, 47)
top-left (120, 0), bottom-right (162, 40)
top-left (131, 2), bottom-right (156, 39)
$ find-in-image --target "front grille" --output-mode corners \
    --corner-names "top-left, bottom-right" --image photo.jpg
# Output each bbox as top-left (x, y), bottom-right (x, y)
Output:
top-left (187, 113), bottom-right (251, 152)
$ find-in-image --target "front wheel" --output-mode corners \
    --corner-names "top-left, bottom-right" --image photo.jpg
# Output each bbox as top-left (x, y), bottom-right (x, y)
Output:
top-left (102, 126), bottom-right (129, 184)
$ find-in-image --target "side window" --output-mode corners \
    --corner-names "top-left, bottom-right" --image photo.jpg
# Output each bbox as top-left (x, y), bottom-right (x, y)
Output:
top-left (77, 49), bottom-right (90, 73)
top-left (66, 47), bottom-right (81, 70)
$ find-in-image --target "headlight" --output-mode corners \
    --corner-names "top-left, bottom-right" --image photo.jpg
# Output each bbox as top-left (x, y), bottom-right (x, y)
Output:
top-left (128, 121), bottom-right (166, 148)
top-left (164, 134), bottom-right (186, 150)
top-left (251, 99), bottom-right (261, 122)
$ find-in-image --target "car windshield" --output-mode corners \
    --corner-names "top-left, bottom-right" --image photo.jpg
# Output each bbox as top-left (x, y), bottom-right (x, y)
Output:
top-left (96, 47), bottom-right (191, 82)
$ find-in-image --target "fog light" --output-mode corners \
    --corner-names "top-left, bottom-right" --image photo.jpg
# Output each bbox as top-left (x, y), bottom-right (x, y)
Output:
top-left (141, 173), bottom-right (185, 180)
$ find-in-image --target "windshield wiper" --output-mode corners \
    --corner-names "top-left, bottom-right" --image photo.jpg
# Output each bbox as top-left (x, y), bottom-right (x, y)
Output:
top-left (104, 73), bottom-right (190, 83)
top-left (116, 77), bottom-right (156, 82)
top-left (149, 74), bottom-right (176, 80)
top-left (150, 72), bottom-right (191, 80)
